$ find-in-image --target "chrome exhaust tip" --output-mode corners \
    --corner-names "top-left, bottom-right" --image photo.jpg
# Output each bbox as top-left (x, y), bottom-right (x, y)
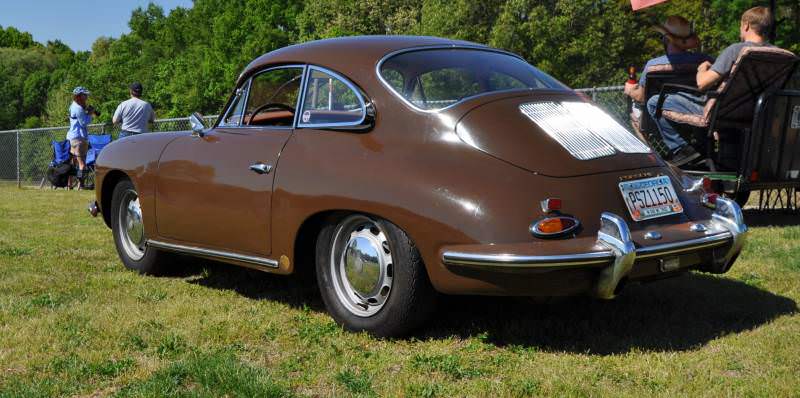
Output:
top-left (88, 201), bottom-right (99, 217)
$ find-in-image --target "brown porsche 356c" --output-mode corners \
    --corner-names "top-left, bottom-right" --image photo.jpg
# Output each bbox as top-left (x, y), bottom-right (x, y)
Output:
top-left (91, 36), bottom-right (747, 336)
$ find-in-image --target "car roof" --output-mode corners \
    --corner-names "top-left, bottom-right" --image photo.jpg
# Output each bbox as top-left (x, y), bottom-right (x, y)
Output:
top-left (238, 35), bottom-right (489, 85)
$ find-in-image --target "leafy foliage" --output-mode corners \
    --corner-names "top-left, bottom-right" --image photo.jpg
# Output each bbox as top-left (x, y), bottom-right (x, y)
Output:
top-left (0, 0), bottom-right (797, 130)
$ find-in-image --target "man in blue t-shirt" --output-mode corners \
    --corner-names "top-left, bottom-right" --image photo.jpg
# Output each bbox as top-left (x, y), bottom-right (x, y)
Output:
top-left (66, 87), bottom-right (99, 188)
top-left (648, 6), bottom-right (775, 166)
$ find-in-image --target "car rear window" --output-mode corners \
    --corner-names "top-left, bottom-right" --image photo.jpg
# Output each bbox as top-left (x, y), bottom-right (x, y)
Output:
top-left (379, 48), bottom-right (568, 111)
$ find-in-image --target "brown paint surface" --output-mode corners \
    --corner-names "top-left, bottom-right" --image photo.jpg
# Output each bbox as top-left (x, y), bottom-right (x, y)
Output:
top-left (95, 36), bottom-right (721, 296)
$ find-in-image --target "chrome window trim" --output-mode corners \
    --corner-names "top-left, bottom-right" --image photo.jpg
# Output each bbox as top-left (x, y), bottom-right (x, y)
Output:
top-left (375, 45), bottom-right (570, 114)
top-left (218, 81), bottom-right (251, 128)
top-left (147, 240), bottom-right (279, 268)
top-left (219, 64), bottom-right (307, 130)
top-left (296, 65), bottom-right (367, 129)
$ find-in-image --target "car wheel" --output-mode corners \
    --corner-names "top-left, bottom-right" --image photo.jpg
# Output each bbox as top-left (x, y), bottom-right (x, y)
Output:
top-left (110, 179), bottom-right (163, 274)
top-left (315, 214), bottom-right (436, 337)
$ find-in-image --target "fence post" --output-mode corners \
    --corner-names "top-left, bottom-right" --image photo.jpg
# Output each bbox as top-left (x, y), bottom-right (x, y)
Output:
top-left (592, 87), bottom-right (597, 101)
top-left (16, 130), bottom-right (20, 188)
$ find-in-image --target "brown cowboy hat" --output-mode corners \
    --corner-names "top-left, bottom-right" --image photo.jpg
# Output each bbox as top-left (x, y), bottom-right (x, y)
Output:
top-left (653, 16), bottom-right (699, 50)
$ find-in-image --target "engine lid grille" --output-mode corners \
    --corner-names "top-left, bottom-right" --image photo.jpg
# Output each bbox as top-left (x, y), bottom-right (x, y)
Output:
top-left (519, 101), bottom-right (651, 160)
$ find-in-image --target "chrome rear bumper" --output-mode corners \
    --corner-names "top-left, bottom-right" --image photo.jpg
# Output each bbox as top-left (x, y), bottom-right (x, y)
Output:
top-left (441, 197), bottom-right (747, 299)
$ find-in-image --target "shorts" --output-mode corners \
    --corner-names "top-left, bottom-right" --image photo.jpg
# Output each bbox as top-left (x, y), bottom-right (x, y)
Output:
top-left (70, 138), bottom-right (88, 158)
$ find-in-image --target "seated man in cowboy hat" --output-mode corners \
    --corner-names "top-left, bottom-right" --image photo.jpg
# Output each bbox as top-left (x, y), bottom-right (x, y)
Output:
top-left (647, 6), bottom-right (776, 166)
top-left (625, 16), bottom-right (712, 105)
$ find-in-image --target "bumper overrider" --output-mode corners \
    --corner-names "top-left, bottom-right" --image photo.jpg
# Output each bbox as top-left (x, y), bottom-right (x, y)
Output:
top-left (441, 197), bottom-right (747, 299)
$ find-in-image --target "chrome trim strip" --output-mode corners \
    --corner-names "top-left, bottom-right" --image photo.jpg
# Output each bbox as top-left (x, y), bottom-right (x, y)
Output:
top-left (375, 44), bottom-right (570, 114)
top-left (296, 65), bottom-right (367, 128)
top-left (636, 231), bottom-right (732, 258)
top-left (442, 250), bottom-right (614, 268)
top-left (147, 240), bottom-right (279, 268)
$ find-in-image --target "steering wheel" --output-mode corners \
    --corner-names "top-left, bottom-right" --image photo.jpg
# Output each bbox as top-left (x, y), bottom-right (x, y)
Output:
top-left (247, 102), bottom-right (295, 125)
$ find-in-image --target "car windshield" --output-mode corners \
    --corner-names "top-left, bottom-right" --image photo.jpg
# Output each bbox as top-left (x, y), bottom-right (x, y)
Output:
top-left (379, 48), bottom-right (568, 111)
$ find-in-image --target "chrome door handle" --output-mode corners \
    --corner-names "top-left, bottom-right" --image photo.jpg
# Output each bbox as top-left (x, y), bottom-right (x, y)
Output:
top-left (249, 162), bottom-right (272, 174)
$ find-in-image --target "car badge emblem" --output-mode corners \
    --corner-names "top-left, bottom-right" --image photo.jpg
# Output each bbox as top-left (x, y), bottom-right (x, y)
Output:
top-left (644, 231), bottom-right (662, 240)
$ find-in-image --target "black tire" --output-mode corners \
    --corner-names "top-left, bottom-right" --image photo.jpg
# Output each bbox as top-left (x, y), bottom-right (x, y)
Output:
top-left (315, 214), bottom-right (436, 337)
top-left (110, 178), bottom-right (164, 274)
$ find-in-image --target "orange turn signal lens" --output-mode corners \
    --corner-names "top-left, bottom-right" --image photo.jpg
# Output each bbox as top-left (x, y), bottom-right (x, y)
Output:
top-left (538, 218), bottom-right (565, 233)
top-left (531, 216), bottom-right (580, 238)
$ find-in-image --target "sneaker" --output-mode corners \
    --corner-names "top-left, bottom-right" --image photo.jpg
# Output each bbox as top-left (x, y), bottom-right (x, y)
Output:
top-left (670, 146), bottom-right (701, 167)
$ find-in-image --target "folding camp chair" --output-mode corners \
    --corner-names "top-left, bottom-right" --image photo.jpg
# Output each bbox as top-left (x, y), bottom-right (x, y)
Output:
top-left (651, 47), bottom-right (800, 205)
top-left (40, 139), bottom-right (77, 189)
top-left (629, 62), bottom-right (703, 157)
top-left (83, 134), bottom-right (113, 190)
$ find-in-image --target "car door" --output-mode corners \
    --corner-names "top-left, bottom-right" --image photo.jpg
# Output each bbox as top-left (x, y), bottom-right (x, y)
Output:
top-left (155, 66), bottom-right (305, 257)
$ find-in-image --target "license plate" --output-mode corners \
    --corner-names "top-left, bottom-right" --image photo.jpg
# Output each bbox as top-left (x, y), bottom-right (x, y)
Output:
top-left (619, 176), bottom-right (683, 221)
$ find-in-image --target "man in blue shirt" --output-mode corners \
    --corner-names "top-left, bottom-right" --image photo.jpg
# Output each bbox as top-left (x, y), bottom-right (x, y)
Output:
top-left (67, 87), bottom-right (98, 188)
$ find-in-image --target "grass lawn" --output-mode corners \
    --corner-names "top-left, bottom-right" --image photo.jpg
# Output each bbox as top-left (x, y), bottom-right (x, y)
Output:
top-left (1, 186), bottom-right (799, 397)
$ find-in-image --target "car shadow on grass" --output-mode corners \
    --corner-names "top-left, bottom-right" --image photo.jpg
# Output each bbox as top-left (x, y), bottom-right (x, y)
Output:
top-left (743, 209), bottom-right (800, 227)
top-left (420, 273), bottom-right (797, 354)
top-left (174, 256), bottom-right (326, 311)
top-left (173, 258), bottom-right (795, 355)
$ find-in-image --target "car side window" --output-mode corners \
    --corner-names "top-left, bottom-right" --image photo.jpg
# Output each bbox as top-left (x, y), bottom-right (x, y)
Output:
top-left (488, 72), bottom-right (528, 91)
top-left (220, 87), bottom-right (248, 127)
top-left (243, 67), bottom-right (304, 127)
top-left (299, 67), bottom-right (365, 126)
top-left (413, 68), bottom-right (481, 109)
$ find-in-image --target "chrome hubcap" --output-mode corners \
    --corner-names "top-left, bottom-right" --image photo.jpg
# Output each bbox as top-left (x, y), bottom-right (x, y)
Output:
top-left (331, 215), bottom-right (393, 317)
top-left (118, 189), bottom-right (145, 261)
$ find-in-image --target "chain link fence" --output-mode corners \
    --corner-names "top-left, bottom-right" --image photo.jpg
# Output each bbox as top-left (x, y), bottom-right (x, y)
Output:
top-left (0, 87), bottom-right (631, 187)
top-left (0, 115), bottom-right (218, 187)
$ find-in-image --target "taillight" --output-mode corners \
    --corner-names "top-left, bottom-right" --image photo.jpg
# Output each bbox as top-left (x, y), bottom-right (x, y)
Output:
top-left (702, 193), bottom-right (719, 209)
top-left (530, 216), bottom-right (581, 238)
top-left (702, 177), bottom-right (713, 193)
top-left (540, 198), bottom-right (562, 213)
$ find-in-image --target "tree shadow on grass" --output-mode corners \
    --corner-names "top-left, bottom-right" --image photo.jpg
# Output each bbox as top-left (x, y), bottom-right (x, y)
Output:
top-left (175, 257), bottom-right (796, 355)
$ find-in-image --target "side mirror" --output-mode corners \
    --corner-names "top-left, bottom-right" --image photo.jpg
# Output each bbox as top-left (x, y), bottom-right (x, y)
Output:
top-left (189, 112), bottom-right (206, 137)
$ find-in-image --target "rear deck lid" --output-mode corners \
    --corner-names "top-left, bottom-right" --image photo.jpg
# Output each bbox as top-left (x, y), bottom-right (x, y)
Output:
top-left (454, 95), bottom-right (662, 177)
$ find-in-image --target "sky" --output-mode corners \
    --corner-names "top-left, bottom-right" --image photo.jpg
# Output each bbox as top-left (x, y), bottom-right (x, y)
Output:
top-left (0, 0), bottom-right (194, 51)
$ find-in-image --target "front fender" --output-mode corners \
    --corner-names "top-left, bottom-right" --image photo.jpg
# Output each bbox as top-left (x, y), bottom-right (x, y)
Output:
top-left (95, 132), bottom-right (189, 237)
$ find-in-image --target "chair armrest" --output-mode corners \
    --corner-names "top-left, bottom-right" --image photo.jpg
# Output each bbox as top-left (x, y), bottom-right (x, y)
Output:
top-left (654, 84), bottom-right (716, 119)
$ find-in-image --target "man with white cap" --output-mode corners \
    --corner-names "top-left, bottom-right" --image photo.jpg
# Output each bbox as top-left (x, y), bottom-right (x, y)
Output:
top-left (625, 16), bottom-right (712, 104)
top-left (67, 86), bottom-right (98, 189)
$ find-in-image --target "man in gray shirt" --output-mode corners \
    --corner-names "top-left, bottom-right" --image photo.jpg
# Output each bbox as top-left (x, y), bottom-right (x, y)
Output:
top-left (113, 82), bottom-right (155, 138)
top-left (648, 6), bottom-right (775, 166)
